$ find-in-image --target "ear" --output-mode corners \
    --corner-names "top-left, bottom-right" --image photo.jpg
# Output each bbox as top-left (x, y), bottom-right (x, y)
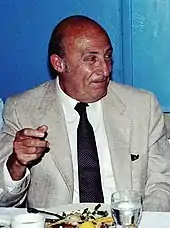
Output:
top-left (50, 54), bottom-right (64, 73)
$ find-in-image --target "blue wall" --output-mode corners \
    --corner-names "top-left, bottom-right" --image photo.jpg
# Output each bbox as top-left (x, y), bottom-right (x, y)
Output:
top-left (0, 0), bottom-right (123, 101)
top-left (1, 1), bottom-right (170, 111)
top-left (122, 0), bottom-right (170, 111)
top-left (132, 1), bottom-right (170, 111)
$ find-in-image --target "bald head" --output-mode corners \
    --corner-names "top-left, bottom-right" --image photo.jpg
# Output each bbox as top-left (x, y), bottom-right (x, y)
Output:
top-left (48, 15), bottom-right (113, 102)
top-left (48, 15), bottom-right (110, 58)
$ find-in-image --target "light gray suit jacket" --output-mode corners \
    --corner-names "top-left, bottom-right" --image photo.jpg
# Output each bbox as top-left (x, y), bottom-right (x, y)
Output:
top-left (0, 79), bottom-right (170, 211)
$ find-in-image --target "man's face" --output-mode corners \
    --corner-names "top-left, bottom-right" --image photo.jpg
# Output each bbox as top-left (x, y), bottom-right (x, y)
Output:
top-left (59, 27), bottom-right (113, 103)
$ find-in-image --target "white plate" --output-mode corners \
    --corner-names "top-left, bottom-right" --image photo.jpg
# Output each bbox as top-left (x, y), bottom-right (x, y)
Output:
top-left (47, 203), bottom-right (110, 215)
top-left (1, 205), bottom-right (170, 228)
top-left (46, 204), bottom-right (170, 228)
top-left (0, 204), bottom-right (110, 227)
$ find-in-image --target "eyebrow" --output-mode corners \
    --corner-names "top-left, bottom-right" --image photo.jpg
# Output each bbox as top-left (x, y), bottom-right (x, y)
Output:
top-left (106, 47), bottom-right (113, 52)
top-left (84, 47), bottom-right (113, 55)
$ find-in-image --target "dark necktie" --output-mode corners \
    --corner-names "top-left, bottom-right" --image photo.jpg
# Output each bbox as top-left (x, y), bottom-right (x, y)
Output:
top-left (75, 102), bottom-right (104, 203)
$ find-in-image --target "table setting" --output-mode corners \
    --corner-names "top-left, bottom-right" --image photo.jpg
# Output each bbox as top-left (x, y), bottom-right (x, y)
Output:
top-left (0, 190), bottom-right (170, 228)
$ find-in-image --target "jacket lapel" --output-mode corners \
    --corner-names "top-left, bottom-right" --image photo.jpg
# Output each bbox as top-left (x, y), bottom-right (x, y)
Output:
top-left (33, 80), bottom-right (74, 195)
top-left (102, 85), bottom-right (132, 191)
top-left (32, 80), bottom-right (132, 196)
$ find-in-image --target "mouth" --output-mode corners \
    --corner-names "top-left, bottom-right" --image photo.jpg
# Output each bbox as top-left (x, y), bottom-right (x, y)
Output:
top-left (90, 80), bottom-right (109, 90)
top-left (92, 77), bottom-right (109, 84)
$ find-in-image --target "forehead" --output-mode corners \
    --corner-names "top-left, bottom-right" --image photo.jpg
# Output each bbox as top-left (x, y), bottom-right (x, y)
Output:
top-left (64, 26), bottom-right (112, 54)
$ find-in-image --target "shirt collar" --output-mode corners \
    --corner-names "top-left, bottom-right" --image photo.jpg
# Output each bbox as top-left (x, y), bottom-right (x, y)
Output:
top-left (57, 78), bottom-right (101, 122)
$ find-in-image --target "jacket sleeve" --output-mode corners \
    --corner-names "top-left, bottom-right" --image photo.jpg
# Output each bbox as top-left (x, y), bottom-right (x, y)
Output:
top-left (0, 97), bottom-right (30, 206)
top-left (144, 92), bottom-right (170, 211)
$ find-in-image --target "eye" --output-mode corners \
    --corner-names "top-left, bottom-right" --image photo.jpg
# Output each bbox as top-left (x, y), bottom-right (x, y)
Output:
top-left (83, 55), bottom-right (97, 64)
top-left (104, 52), bottom-right (112, 61)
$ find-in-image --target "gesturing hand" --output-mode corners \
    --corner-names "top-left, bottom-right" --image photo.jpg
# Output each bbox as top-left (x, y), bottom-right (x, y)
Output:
top-left (7, 125), bottom-right (50, 180)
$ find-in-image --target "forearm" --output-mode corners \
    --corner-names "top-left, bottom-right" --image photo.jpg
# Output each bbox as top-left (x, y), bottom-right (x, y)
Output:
top-left (0, 162), bottom-right (30, 207)
top-left (0, 97), bottom-right (31, 206)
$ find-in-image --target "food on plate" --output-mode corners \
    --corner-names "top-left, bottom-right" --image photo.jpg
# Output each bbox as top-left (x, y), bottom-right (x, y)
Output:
top-left (46, 204), bottom-right (114, 228)
top-left (79, 221), bottom-right (96, 228)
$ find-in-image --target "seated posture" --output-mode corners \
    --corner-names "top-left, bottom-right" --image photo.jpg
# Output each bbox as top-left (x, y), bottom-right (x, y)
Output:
top-left (0, 99), bottom-right (3, 129)
top-left (0, 15), bottom-right (170, 211)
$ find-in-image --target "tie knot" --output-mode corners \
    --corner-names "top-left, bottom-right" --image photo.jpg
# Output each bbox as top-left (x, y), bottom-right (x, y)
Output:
top-left (75, 102), bottom-right (88, 115)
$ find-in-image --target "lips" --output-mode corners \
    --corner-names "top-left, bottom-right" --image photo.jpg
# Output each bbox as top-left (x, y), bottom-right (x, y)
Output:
top-left (92, 77), bottom-right (109, 84)
top-left (90, 81), bottom-right (108, 90)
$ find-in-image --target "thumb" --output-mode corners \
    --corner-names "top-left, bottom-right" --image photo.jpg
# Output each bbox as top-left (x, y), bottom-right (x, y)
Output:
top-left (37, 125), bottom-right (48, 133)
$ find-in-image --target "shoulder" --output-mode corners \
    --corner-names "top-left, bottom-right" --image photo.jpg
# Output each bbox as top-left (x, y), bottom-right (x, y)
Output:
top-left (108, 81), bottom-right (157, 105)
top-left (3, 80), bottom-right (56, 114)
top-left (107, 81), bottom-right (162, 117)
top-left (5, 80), bottom-right (56, 105)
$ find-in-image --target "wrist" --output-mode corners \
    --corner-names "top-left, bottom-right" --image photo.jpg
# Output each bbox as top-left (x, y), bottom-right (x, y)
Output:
top-left (7, 154), bottom-right (26, 181)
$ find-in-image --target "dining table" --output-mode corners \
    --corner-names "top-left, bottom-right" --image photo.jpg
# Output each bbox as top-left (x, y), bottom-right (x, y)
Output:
top-left (0, 206), bottom-right (170, 228)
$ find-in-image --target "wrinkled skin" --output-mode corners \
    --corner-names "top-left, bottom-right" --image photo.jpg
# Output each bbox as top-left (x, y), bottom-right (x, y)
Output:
top-left (7, 125), bottom-right (49, 180)
top-left (55, 21), bottom-right (113, 103)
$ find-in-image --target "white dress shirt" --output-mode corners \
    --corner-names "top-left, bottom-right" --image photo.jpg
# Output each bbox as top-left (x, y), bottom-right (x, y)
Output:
top-left (58, 84), bottom-right (116, 203)
top-left (4, 80), bottom-right (116, 203)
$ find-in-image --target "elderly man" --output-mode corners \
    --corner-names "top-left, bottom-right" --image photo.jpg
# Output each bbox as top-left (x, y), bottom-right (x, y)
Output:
top-left (0, 15), bottom-right (170, 211)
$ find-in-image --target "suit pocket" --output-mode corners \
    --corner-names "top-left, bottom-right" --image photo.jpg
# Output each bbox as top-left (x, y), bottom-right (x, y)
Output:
top-left (131, 154), bottom-right (147, 194)
top-left (131, 154), bottom-right (139, 162)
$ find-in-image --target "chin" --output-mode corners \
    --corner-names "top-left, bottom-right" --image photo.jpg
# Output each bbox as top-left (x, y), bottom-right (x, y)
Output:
top-left (90, 89), bottom-right (107, 103)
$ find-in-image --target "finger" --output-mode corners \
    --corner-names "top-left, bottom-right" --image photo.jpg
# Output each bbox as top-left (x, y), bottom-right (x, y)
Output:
top-left (16, 152), bottom-right (44, 166)
top-left (15, 138), bottom-right (50, 149)
top-left (16, 128), bottom-right (45, 140)
top-left (36, 125), bottom-right (48, 140)
top-left (16, 145), bottom-right (47, 155)
top-left (14, 145), bottom-right (38, 154)
top-left (36, 125), bottom-right (48, 133)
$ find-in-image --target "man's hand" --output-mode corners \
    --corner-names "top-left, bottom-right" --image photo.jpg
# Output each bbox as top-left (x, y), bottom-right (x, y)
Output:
top-left (7, 125), bottom-right (50, 180)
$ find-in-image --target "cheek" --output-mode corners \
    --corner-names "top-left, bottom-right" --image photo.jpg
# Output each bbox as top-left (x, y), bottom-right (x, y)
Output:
top-left (75, 65), bottom-right (93, 80)
top-left (69, 64), bottom-right (95, 89)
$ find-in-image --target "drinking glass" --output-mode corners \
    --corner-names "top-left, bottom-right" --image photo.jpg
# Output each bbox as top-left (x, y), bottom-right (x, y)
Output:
top-left (111, 190), bottom-right (143, 228)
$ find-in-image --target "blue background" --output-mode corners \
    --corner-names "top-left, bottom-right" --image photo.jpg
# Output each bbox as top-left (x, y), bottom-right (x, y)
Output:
top-left (0, 0), bottom-right (170, 111)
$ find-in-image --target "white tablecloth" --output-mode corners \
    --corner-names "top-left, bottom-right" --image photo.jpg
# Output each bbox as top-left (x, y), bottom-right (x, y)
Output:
top-left (139, 211), bottom-right (170, 228)
top-left (0, 208), bottom-right (170, 227)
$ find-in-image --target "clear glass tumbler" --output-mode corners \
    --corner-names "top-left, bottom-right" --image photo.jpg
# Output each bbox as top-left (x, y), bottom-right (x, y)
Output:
top-left (111, 190), bottom-right (143, 228)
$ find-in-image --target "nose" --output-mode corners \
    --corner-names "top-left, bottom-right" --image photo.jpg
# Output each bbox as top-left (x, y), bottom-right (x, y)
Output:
top-left (100, 59), bottom-right (111, 77)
